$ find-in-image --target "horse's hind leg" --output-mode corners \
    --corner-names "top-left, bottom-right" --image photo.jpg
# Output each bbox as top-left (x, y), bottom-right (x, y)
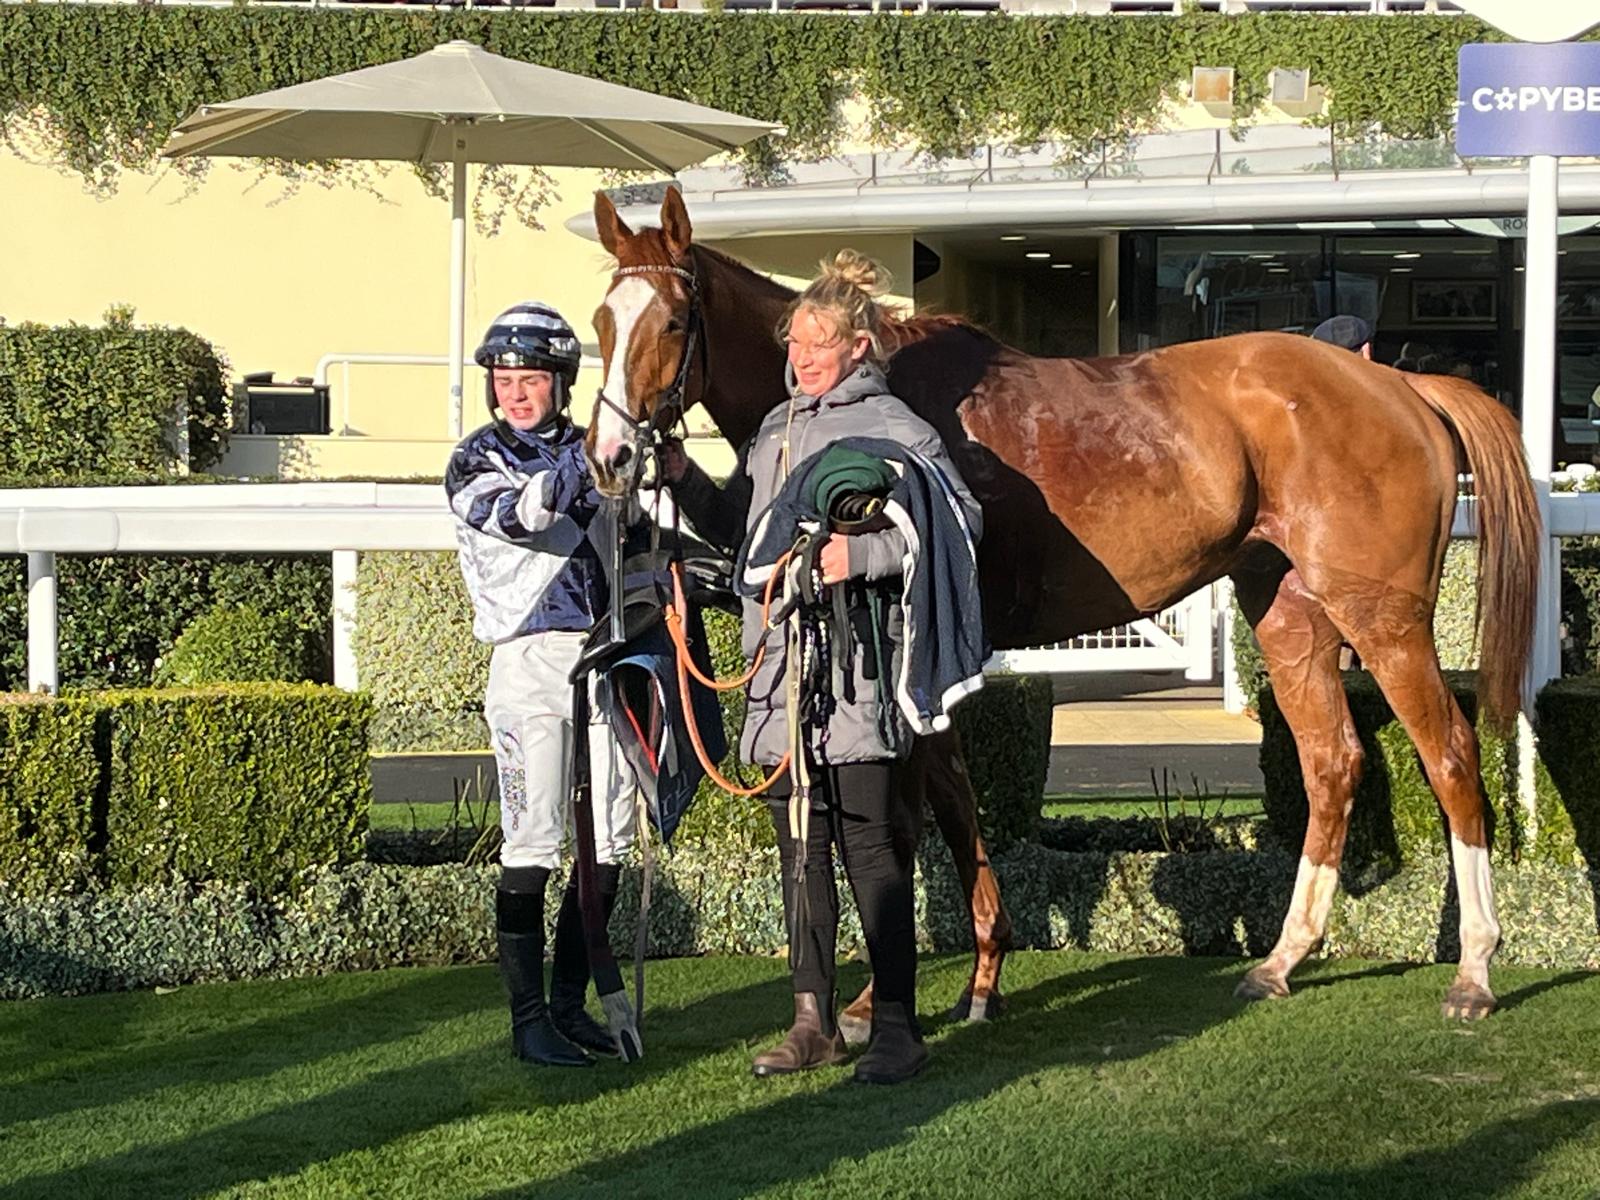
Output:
top-left (1339, 619), bottom-right (1501, 1019)
top-left (838, 729), bottom-right (1011, 1045)
top-left (919, 728), bottom-right (1011, 1020)
top-left (1235, 565), bottom-right (1365, 1002)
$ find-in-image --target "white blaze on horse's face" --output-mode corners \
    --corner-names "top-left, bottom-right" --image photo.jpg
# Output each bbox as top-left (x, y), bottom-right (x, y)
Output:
top-left (594, 275), bottom-right (656, 474)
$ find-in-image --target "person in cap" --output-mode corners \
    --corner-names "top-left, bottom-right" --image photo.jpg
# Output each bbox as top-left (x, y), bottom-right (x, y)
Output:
top-left (445, 301), bottom-right (636, 1068)
top-left (1310, 314), bottom-right (1373, 359)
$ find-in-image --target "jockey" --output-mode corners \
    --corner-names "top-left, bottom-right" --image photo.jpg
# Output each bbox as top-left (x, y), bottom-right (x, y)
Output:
top-left (445, 301), bottom-right (636, 1068)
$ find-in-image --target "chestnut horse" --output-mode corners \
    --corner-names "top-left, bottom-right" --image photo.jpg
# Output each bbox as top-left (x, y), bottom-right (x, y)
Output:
top-left (588, 189), bottom-right (1540, 1022)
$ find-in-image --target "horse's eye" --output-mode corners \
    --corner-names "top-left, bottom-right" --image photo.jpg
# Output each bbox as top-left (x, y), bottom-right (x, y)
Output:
top-left (665, 318), bottom-right (684, 335)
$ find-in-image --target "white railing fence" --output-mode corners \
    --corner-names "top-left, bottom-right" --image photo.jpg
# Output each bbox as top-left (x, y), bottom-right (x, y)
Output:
top-left (3, 485), bottom-right (1595, 696)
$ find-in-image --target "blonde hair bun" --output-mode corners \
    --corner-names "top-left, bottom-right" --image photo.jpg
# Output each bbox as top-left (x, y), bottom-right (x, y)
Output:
top-left (820, 249), bottom-right (891, 298)
top-left (776, 248), bottom-right (897, 363)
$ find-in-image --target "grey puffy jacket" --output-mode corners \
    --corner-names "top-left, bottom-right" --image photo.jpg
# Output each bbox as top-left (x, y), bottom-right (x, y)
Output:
top-left (674, 362), bottom-right (982, 767)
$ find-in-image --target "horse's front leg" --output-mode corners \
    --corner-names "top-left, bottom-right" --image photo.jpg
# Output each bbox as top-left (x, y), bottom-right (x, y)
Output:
top-left (837, 728), bottom-right (1010, 1045)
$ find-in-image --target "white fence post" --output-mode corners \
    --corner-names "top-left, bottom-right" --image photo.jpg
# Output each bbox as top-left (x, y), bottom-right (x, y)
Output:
top-left (26, 551), bottom-right (58, 695)
top-left (332, 550), bottom-right (360, 691)
top-left (1184, 584), bottom-right (1215, 681)
top-left (1215, 577), bottom-right (1249, 713)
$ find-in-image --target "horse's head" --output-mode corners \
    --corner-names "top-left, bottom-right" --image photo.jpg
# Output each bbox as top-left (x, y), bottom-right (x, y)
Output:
top-left (589, 188), bottom-right (700, 497)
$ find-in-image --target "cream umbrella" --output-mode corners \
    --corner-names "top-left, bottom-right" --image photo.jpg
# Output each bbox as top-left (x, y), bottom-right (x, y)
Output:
top-left (163, 40), bottom-right (782, 435)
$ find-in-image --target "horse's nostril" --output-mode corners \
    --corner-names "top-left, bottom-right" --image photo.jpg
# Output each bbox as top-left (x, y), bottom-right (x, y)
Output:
top-left (612, 445), bottom-right (634, 470)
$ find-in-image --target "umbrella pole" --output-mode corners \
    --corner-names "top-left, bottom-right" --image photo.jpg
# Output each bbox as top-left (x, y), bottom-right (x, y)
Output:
top-left (448, 131), bottom-right (467, 439)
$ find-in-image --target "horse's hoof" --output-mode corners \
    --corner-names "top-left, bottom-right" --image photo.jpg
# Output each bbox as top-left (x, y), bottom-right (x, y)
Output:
top-left (1441, 982), bottom-right (1496, 1021)
top-left (948, 987), bottom-right (1006, 1023)
top-left (837, 1010), bottom-right (872, 1047)
top-left (1235, 966), bottom-right (1290, 1002)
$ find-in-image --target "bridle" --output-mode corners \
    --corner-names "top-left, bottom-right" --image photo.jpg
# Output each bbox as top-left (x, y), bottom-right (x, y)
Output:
top-left (594, 262), bottom-right (706, 490)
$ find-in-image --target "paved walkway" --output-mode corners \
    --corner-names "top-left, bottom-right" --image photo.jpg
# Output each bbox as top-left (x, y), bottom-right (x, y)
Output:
top-left (1051, 704), bottom-right (1261, 747)
top-left (373, 695), bottom-right (1264, 804)
top-left (1046, 701), bottom-right (1262, 798)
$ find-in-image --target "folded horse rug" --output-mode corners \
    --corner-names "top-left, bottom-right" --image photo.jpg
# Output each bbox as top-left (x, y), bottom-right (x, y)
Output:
top-left (735, 438), bottom-right (987, 736)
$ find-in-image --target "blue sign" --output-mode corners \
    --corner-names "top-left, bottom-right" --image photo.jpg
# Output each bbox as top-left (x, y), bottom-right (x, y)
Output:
top-left (1457, 42), bottom-right (1600, 157)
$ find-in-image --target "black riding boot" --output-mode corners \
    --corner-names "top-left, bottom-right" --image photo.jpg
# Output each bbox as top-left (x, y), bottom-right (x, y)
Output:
top-left (852, 999), bottom-right (929, 1085)
top-left (548, 862), bottom-right (624, 1057)
top-left (498, 868), bottom-right (591, 1068)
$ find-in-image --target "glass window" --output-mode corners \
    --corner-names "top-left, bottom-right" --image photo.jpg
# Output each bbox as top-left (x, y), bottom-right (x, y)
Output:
top-left (1148, 235), bottom-right (1326, 346)
top-left (1331, 234), bottom-right (1504, 390)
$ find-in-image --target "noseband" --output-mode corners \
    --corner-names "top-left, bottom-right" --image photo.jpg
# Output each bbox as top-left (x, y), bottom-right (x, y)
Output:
top-left (596, 263), bottom-right (706, 488)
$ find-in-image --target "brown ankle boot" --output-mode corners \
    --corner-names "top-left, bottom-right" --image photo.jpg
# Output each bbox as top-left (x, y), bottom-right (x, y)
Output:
top-left (751, 992), bottom-right (849, 1077)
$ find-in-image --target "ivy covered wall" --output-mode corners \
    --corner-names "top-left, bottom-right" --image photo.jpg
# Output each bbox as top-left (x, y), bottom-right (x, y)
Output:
top-left (0, 7), bottom-right (1509, 190)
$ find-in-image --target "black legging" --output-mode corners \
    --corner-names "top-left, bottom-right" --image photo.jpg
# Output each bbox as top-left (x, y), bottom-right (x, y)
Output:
top-left (768, 762), bottom-right (922, 1004)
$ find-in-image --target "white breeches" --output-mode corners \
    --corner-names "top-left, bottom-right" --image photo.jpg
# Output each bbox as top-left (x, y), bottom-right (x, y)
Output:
top-left (485, 631), bottom-right (637, 871)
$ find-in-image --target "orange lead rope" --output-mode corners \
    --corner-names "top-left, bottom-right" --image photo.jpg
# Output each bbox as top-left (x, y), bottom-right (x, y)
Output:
top-left (662, 555), bottom-right (793, 797)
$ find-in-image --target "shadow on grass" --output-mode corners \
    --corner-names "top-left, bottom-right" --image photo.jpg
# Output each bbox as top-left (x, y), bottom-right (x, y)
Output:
top-left (0, 967), bottom-right (495, 1132)
top-left (0, 957), bottom-right (811, 1157)
top-left (0, 960), bottom-right (1222, 1200)
top-left (1232, 1098), bottom-right (1600, 1200)
top-left (0, 961), bottom-right (819, 1200)
top-left (1291, 962), bottom-right (1426, 992)
top-left (478, 955), bottom-right (1246, 1200)
top-left (1493, 970), bottom-right (1599, 1014)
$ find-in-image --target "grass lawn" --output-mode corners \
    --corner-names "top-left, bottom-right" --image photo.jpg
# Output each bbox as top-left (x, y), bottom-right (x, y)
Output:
top-left (368, 802), bottom-right (483, 833)
top-left (2, 952), bottom-right (1597, 1199)
top-left (1042, 795), bottom-right (1266, 821)
top-left (372, 798), bottom-right (1270, 832)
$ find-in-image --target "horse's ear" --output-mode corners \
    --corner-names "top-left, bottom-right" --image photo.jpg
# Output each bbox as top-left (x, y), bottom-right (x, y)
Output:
top-left (661, 186), bottom-right (693, 261)
top-left (594, 191), bottom-right (632, 257)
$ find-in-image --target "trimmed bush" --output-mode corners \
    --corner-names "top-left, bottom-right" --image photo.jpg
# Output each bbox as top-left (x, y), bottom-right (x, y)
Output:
top-left (1532, 676), bottom-right (1600, 870)
top-left (102, 685), bottom-right (372, 894)
top-left (1040, 814), bottom-right (1262, 855)
top-left (0, 317), bottom-right (229, 476)
top-left (354, 551), bottom-right (486, 752)
top-left (1259, 672), bottom-right (1518, 879)
top-left (159, 603), bottom-right (315, 685)
top-left (952, 674), bottom-right (1053, 850)
top-left (5, 839), bottom-right (1596, 1000)
top-left (1232, 542), bottom-right (1481, 712)
top-left (0, 685), bottom-right (370, 897)
top-left (0, 696), bottom-right (101, 894)
top-left (0, 554), bottom-right (332, 692)
top-left (1560, 539), bottom-right (1600, 675)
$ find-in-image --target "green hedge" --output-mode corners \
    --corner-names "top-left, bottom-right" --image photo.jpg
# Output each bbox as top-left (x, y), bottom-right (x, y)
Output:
top-left (1531, 677), bottom-right (1600, 870)
top-left (0, 685), bottom-right (371, 897)
top-left (0, 554), bottom-right (331, 691)
top-left (1260, 673), bottom-right (1600, 877)
top-left (0, 317), bottom-right (229, 477)
top-left (1232, 541), bottom-right (1600, 711)
top-left (159, 603), bottom-right (316, 686)
top-left (0, 696), bottom-right (100, 896)
top-left (354, 551), bottom-right (486, 752)
top-left (951, 675), bottom-right (1053, 851)
top-left (5, 840), bottom-right (1596, 1000)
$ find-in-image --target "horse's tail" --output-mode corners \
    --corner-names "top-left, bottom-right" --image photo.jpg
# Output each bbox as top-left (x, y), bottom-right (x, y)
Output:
top-left (1403, 372), bottom-right (1541, 733)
